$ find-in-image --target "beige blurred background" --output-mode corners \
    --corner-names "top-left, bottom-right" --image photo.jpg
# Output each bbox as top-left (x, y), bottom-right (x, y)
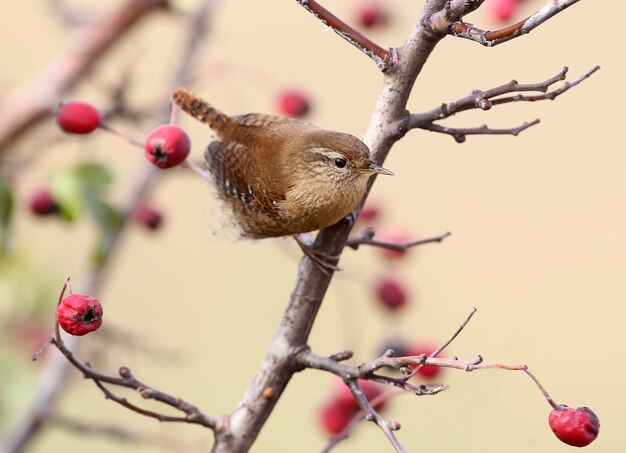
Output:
top-left (1, 0), bottom-right (624, 452)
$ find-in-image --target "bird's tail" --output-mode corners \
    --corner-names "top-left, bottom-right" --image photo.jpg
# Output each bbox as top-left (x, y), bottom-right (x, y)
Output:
top-left (172, 88), bottom-right (231, 134)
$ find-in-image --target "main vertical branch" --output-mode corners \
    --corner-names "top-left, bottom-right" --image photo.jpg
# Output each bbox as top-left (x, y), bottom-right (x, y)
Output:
top-left (211, 2), bottom-right (450, 451)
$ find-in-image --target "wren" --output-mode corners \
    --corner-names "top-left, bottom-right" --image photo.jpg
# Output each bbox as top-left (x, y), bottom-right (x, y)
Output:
top-left (172, 88), bottom-right (393, 240)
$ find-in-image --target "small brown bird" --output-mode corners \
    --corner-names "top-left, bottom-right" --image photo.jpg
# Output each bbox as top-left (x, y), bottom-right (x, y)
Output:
top-left (172, 88), bottom-right (392, 264)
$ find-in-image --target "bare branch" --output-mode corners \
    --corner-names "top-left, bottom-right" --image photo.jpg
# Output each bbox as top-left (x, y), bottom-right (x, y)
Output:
top-left (406, 66), bottom-right (599, 141)
top-left (44, 337), bottom-right (219, 429)
top-left (345, 380), bottom-right (406, 453)
top-left (421, 119), bottom-right (540, 143)
top-left (294, 0), bottom-right (393, 71)
top-left (449, 0), bottom-right (582, 47)
top-left (346, 227), bottom-right (451, 251)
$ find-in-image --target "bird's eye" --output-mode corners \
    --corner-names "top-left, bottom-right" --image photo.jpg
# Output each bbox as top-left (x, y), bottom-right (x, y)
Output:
top-left (334, 157), bottom-right (347, 168)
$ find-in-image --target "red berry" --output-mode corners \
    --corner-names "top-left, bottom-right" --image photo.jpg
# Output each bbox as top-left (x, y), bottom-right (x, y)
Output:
top-left (488, 0), bottom-right (519, 22)
top-left (29, 188), bottom-right (59, 216)
top-left (145, 125), bottom-right (191, 169)
top-left (549, 406), bottom-right (600, 447)
top-left (57, 102), bottom-right (102, 134)
top-left (277, 90), bottom-right (310, 118)
top-left (356, 2), bottom-right (389, 29)
top-left (133, 203), bottom-right (163, 230)
top-left (375, 276), bottom-right (409, 311)
top-left (359, 202), bottom-right (381, 222)
top-left (320, 402), bottom-right (353, 435)
top-left (406, 344), bottom-right (442, 379)
top-left (56, 294), bottom-right (103, 336)
top-left (379, 226), bottom-right (411, 259)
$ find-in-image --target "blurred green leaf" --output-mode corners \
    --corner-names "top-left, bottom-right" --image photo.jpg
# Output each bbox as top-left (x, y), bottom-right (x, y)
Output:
top-left (51, 170), bottom-right (81, 221)
top-left (85, 197), bottom-right (122, 266)
top-left (0, 175), bottom-right (14, 253)
top-left (51, 162), bottom-right (114, 223)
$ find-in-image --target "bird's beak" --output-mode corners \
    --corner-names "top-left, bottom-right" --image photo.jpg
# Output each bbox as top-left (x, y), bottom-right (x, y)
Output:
top-left (367, 162), bottom-right (394, 176)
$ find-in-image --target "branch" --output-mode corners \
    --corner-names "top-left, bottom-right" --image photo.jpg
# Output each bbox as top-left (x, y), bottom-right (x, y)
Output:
top-left (449, 0), bottom-right (582, 47)
top-left (294, 0), bottom-right (394, 71)
top-left (346, 227), bottom-right (451, 251)
top-left (406, 66), bottom-right (599, 142)
top-left (211, 3), bottom-right (449, 449)
top-left (298, 348), bottom-right (556, 411)
top-left (421, 120), bottom-right (540, 143)
top-left (0, 0), bottom-right (168, 154)
top-left (41, 336), bottom-right (218, 429)
top-left (345, 380), bottom-right (405, 453)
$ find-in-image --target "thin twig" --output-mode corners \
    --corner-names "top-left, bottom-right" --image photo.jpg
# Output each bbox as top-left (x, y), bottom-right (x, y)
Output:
top-left (449, 0), bottom-right (582, 47)
top-left (294, 0), bottom-right (393, 71)
top-left (405, 67), bottom-right (599, 141)
top-left (346, 228), bottom-right (450, 251)
top-left (403, 307), bottom-right (477, 380)
top-left (322, 390), bottom-right (404, 453)
top-left (42, 337), bottom-right (219, 429)
top-left (346, 380), bottom-right (406, 453)
top-left (298, 348), bottom-right (556, 411)
top-left (420, 120), bottom-right (540, 143)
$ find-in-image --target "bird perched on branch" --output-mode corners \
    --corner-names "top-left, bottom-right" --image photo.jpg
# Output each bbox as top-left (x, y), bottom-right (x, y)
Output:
top-left (172, 88), bottom-right (393, 269)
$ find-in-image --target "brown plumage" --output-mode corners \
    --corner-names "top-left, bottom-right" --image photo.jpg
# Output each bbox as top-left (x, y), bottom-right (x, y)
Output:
top-left (172, 88), bottom-right (393, 239)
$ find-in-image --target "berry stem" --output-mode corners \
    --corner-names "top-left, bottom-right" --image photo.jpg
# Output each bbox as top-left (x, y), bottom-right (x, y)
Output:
top-left (169, 99), bottom-right (177, 125)
top-left (523, 367), bottom-right (559, 409)
top-left (180, 160), bottom-right (210, 180)
top-left (99, 123), bottom-right (144, 148)
top-left (54, 277), bottom-right (71, 342)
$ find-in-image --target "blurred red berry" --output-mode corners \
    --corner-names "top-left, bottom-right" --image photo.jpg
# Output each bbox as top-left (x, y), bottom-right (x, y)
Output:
top-left (56, 294), bottom-right (103, 336)
top-left (375, 276), bottom-right (409, 311)
top-left (320, 402), bottom-right (353, 435)
top-left (488, 0), bottom-right (519, 22)
top-left (379, 226), bottom-right (411, 259)
top-left (29, 188), bottom-right (59, 216)
top-left (549, 406), bottom-right (600, 447)
top-left (406, 344), bottom-right (442, 379)
top-left (145, 125), bottom-right (191, 169)
top-left (356, 2), bottom-right (389, 29)
top-left (57, 102), bottom-right (102, 134)
top-left (359, 202), bottom-right (381, 222)
top-left (133, 203), bottom-right (163, 230)
top-left (277, 90), bottom-right (310, 118)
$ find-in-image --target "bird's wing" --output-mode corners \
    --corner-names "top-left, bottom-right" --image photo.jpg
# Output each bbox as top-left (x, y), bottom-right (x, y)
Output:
top-left (204, 140), bottom-right (284, 216)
